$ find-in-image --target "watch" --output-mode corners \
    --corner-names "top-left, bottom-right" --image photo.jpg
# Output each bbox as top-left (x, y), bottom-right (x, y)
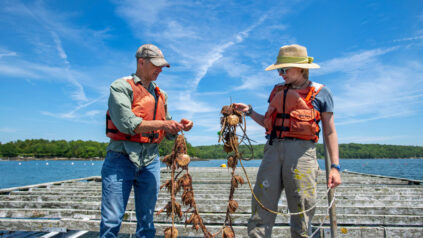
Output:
top-left (331, 164), bottom-right (341, 171)
top-left (246, 104), bottom-right (253, 116)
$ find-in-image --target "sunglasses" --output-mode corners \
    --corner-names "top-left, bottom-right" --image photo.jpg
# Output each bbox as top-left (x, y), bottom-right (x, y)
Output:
top-left (277, 67), bottom-right (292, 75)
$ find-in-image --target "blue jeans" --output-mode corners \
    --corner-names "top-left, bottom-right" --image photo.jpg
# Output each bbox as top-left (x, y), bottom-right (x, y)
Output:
top-left (100, 151), bottom-right (160, 238)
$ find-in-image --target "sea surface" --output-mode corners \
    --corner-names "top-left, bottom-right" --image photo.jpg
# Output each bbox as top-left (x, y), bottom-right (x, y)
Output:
top-left (0, 158), bottom-right (422, 189)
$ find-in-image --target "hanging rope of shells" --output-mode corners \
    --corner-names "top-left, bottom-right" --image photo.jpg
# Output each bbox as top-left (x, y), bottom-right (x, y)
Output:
top-left (158, 133), bottom-right (212, 238)
top-left (215, 104), bottom-right (255, 238)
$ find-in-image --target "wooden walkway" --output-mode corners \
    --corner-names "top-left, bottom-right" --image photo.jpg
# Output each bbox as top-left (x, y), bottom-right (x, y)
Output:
top-left (0, 167), bottom-right (422, 237)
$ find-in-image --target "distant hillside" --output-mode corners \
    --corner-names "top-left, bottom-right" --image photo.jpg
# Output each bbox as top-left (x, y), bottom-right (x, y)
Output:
top-left (0, 139), bottom-right (422, 159)
top-left (192, 143), bottom-right (423, 159)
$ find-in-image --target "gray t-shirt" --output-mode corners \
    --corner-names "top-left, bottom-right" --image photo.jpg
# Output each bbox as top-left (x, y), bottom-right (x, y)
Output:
top-left (312, 86), bottom-right (334, 113)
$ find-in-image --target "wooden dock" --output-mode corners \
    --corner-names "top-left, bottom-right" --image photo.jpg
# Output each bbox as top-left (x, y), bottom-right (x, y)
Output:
top-left (0, 167), bottom-right (422, 237)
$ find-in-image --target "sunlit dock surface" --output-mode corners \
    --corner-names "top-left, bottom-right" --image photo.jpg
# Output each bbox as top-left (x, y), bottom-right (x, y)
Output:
top-left (0, 167), bottom-right (422, 237)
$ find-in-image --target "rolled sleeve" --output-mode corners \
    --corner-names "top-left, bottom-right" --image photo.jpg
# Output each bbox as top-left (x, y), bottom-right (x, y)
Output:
top-left (108, 79), bottom-right (142, 135)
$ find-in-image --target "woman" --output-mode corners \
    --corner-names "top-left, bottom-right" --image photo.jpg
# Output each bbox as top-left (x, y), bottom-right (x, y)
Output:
top-left (234, 44), bottom-right (341, 238)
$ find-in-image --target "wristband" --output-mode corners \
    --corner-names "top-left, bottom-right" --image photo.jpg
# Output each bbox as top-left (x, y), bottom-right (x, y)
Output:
top-left (246, 104), bottom-right (253, 116)
top-left (331, 164), bottom-right (341, 171)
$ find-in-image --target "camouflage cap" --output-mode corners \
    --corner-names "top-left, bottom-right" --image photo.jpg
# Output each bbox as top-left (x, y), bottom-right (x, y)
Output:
top-left (135, 44), bottom-right (170, 68)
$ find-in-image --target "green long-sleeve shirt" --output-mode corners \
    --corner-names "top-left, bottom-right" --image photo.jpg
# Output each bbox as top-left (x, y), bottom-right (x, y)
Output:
top-left (106, 74), bottom-right (172, 168)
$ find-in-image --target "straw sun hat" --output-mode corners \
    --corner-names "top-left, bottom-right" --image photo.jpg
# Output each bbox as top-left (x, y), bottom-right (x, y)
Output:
top-left (265, 44), bottom-right (320, 71)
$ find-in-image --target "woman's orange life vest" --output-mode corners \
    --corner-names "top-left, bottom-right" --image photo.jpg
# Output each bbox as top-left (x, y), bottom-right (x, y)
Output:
top-left (106, 77), bottom-right (166, 144)
top-left (263, 82), bottom-right (324, 143)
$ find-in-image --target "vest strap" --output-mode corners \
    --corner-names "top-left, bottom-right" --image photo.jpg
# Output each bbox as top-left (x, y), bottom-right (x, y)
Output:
top-left (142, 132), bottom-right (159, 139)
top-left (274, 126), bottom-right (290, 131)
top-left (276, 113), bottom-right (290, 119)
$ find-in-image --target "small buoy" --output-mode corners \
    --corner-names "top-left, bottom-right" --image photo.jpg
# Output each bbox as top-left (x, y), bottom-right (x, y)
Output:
top-left (18, 162), bottom-right (21, 165)
top-left (71, 162), bottom-right (74, 165)
top-left (46, 162), bottom-right (49, 165)
top-left (91, 163), bottom-right (94, 166)
top-left (220, 164), bottom-right (227, 168)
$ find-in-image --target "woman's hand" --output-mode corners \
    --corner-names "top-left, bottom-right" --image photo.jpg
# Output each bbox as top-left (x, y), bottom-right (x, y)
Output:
top-left (328, 169), bottom-right (342, 188)
top-left (232, 103), bottom-right (249, 112)
top-left (180, 118), bottom-right (193, 131)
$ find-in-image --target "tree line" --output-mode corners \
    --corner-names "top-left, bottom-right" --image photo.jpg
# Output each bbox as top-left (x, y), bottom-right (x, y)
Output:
top-left (0, 139), bottom-right (422, 159)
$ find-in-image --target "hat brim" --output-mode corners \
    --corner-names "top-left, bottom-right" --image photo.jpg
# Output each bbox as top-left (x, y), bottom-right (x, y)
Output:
top-left (265, 62), bottom-right (320, 71)
top-left (150, 57), bottom-right (170, 68)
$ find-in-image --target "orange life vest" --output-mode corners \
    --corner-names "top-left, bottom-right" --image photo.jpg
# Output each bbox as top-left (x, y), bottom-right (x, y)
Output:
top-left (263, 82), bottom-right (324, 143)
top-left (106, 77), bottom-right (166, 144)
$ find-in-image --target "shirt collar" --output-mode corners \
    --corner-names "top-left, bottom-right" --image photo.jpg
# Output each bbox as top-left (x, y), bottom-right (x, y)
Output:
top-left (132, 73), bottom-right (157, 90)
top-left (132, 73), bottom-right (142, 85)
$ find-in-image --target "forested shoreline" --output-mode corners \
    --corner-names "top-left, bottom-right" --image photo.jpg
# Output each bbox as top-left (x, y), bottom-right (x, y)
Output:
top-left (0, 139), bottom-right (422, 160)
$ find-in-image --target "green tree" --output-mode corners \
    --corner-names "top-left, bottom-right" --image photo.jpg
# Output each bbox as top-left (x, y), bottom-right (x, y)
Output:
top-left (1, 142), bottom-right (18, 157)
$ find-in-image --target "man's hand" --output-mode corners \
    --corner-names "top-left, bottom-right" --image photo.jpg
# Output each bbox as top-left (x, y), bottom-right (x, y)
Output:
top-left (163, 120), bottom-right (184, 134)
top-left (180, 118), bottom-right (193, 131)
top-left (328, 169), bottom-right (342, 188)
top-left (232, 103), bottom-right (249, 112)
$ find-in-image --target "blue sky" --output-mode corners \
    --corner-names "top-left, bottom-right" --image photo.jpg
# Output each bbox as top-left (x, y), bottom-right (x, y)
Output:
top-left (0, 0), bottom-right (423, 146)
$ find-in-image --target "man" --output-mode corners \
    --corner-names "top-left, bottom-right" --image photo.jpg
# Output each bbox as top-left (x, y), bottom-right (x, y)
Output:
top-left (101, 44), bottom-right (193, 237)
top-left (233, 44), bottom-right (341, 238)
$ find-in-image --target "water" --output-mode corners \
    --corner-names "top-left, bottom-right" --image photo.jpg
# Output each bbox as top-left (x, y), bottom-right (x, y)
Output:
top-left (0, 159), bottom-right (422, 189)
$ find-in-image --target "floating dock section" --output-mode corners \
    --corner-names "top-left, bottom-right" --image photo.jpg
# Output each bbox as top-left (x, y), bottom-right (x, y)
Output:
top-left (0, 167), bottom-right (422, 237)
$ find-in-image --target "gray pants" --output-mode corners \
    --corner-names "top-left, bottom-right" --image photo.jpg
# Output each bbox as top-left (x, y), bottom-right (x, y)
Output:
top-left (248, 139), bottom-right (319, 238)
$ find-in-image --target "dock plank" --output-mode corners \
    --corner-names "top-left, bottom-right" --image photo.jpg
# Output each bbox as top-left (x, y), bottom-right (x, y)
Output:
top-left (0, 167), bottom-right (422, 237)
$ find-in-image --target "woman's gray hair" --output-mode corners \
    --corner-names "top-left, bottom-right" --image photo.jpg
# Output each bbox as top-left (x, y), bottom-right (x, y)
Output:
top-left (302, 69), bottom-right (309, 80)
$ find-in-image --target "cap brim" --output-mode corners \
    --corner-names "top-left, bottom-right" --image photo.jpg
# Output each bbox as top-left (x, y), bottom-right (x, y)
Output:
top-left (265, 63), bottom-right (320, 71)
top-left (150, 57), bottom-right (170, 68)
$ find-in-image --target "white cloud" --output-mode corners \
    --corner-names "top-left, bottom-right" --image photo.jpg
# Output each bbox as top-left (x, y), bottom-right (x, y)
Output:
top-left (190, 15), bottom-right (268, 90)
top-left (236, 71), bottom-right (279, 91)
top-left (0, 63), bottom-right (34, 78)
top-left (393, 35), bottom-right (423, 43)
top-left (41, 95), bottom-right (105, 120)
top-left (314, 46), bottom-right (423, 126)
top-left (85, 110), bottom-right (102, 117)
top-left (315, 47), bottom-right (398, 76)
top-left (0, 128), bottom-right (18, 133)
top-left (0, 50), bottom-right (17, 58)
top-left (189, 113), bottom-right (221, 131)
top-left (171, 91), bottom-right (217, 113)
top-left (51, 31), bottom-right (69, 65)
top-left (0, 58), bottom-right (88, 102)
top-left (185, 134), bottom-right (219, 146)
top-left (266, 24), bottom-right (288, 31)
top-left (0, 1), bottom-right (122, 123)
top-left (1, 0), bottom-right (111, 55)
top-left (158, 21), bottom-right (200, 40)
top-left (49, 31), bottom-right (87, 102)
top-left (114, 0), bottom-right (169, 26)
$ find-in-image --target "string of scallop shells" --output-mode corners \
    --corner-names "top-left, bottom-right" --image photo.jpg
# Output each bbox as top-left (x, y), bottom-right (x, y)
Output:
top-left (214, 104), bottom-right (254, 238)
top-left (158, 132), bottom-right (212, 238)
